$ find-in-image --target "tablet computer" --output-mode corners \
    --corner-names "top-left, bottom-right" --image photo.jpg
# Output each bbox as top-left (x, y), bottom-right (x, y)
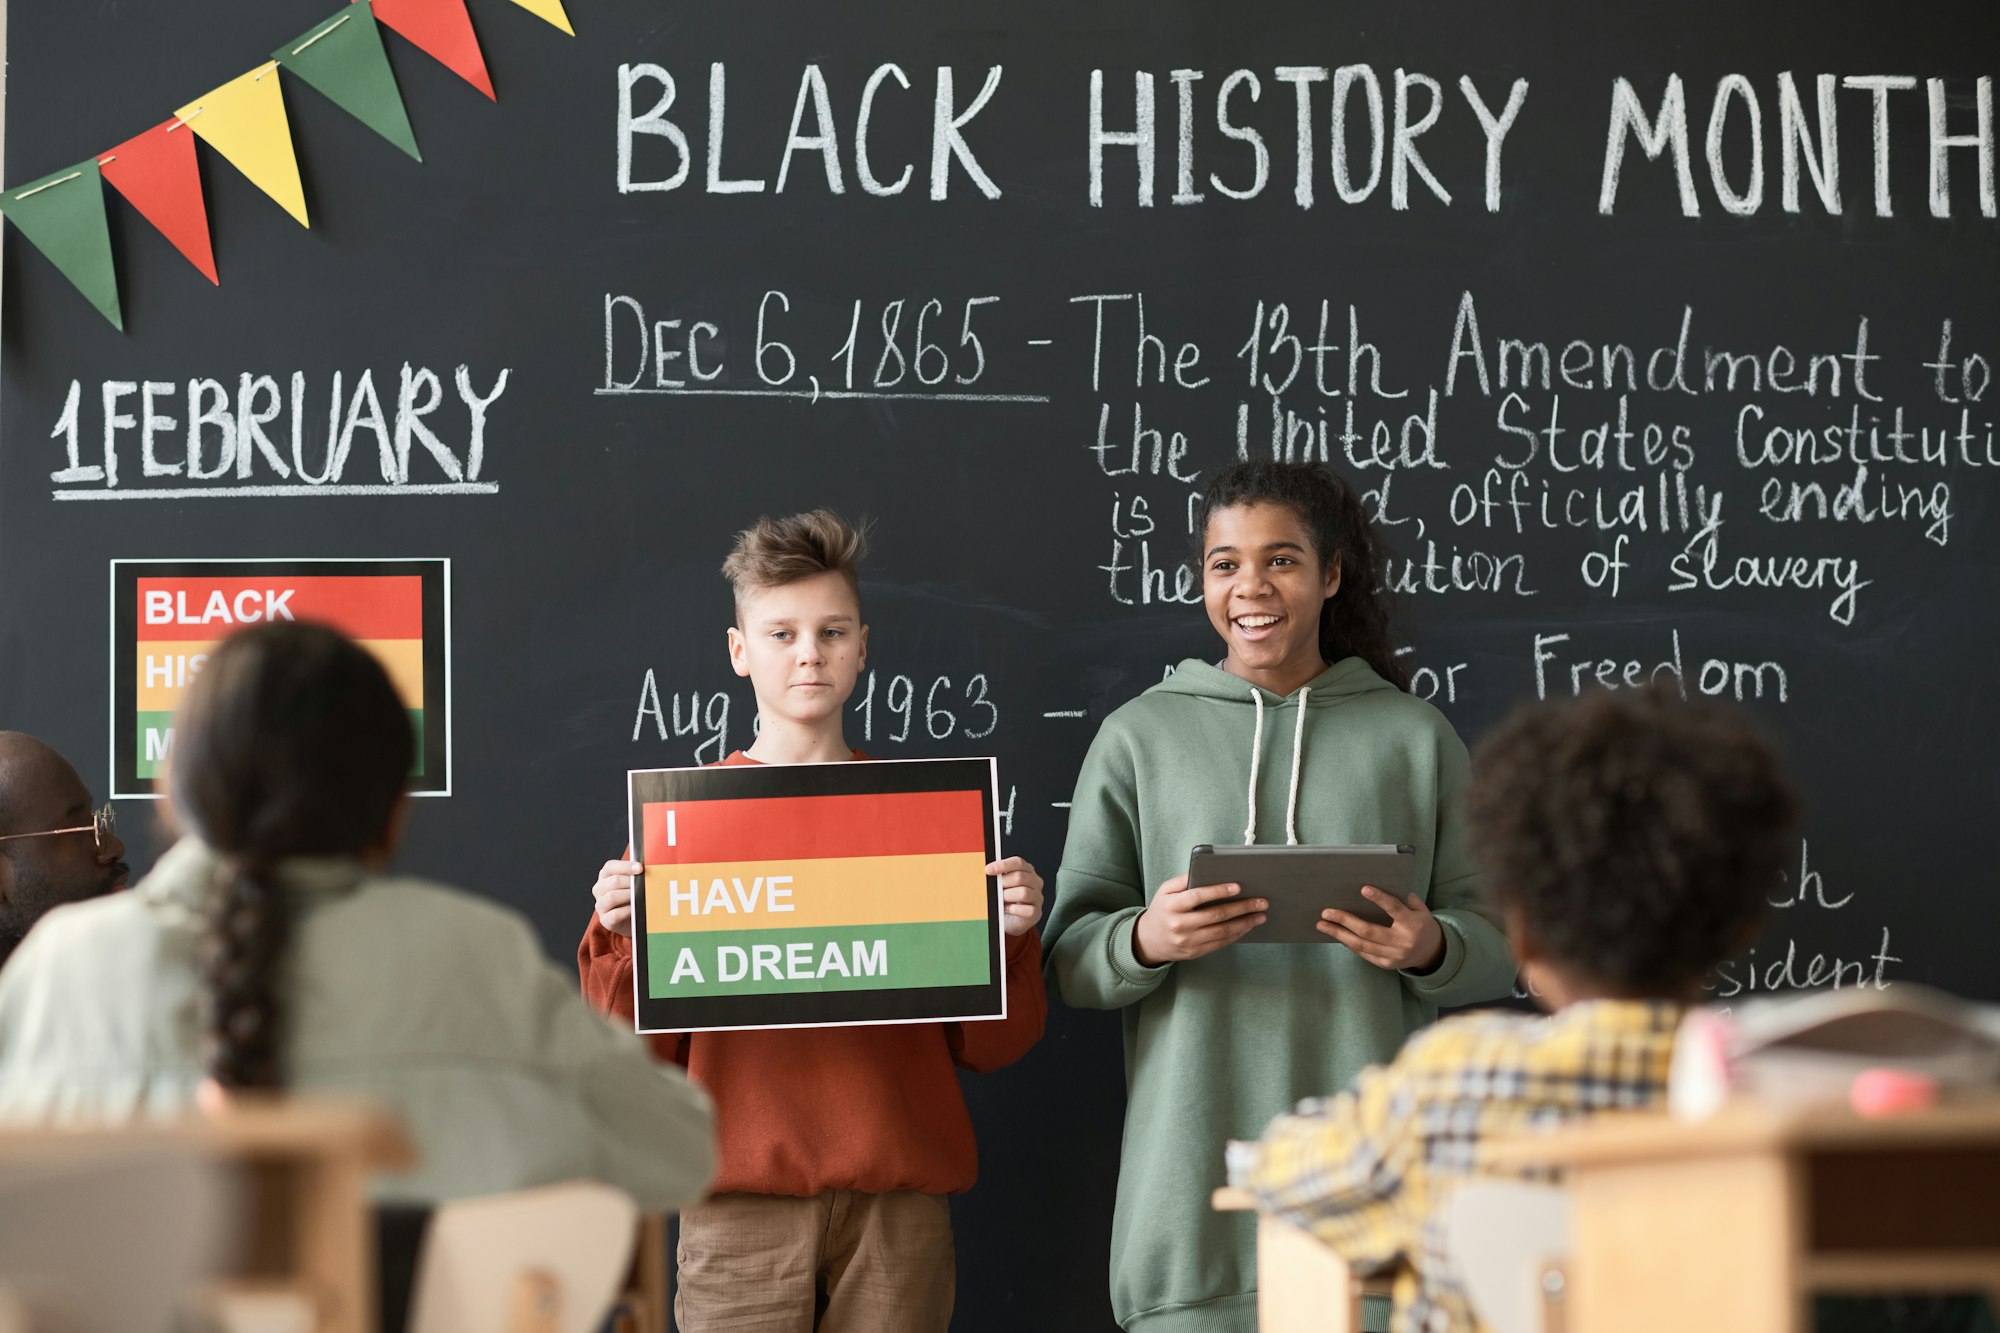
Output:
top-left (1186, 843), bottom-right (1416, 944)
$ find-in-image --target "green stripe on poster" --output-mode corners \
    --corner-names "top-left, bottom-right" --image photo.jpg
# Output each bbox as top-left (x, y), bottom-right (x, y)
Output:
top-left (647, 920), bottom-right (992, 999)
top-left (138, 708), bottom-right (426, 779)
top-left (134, 711), bottom-right (175, 778)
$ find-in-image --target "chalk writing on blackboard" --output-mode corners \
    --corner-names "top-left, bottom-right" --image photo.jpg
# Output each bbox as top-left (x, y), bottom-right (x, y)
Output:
top-left (47, 367), bottom-right (510, 499)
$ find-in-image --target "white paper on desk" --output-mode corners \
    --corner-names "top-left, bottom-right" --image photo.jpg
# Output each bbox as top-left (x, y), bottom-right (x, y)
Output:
top-left (1224, 1138), bottom-right (1260, 1188)
top-left (1670, 984), bottom-right (2000, 1119)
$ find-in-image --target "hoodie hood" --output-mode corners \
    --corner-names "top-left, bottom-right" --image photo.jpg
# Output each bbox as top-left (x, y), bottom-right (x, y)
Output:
top-left (1148, 655), bottom-right (1399, 847)
top-left (1151, 654), bottom-right (1396, 705)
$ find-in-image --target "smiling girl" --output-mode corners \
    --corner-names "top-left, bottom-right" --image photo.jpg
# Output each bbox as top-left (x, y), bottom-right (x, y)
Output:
top-left (1043, 461), bottom-right (1516, 1333)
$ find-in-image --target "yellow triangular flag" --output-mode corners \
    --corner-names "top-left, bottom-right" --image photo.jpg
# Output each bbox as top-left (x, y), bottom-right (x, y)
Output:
top-left (176, 63), bottom-right (309, 227)
top-left (505, 0), bottom-right (574, 35)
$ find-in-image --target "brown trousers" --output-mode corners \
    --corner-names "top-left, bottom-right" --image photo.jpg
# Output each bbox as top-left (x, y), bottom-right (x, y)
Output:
top-left (674, 1191), bottom-right (956, 1333)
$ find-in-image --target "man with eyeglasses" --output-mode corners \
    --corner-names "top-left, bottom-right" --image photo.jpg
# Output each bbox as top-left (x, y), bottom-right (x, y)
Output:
top-left (0, 734), bottom-right (128, 966)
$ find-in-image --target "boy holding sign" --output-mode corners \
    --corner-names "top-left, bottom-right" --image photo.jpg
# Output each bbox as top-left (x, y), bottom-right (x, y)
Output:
top-left (578, 510), bottom-right (1046, 1333)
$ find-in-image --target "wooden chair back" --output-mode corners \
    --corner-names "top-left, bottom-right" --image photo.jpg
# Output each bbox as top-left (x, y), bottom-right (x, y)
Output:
top-left (405, 1181), bottom-right (638, 1333)
top-left (1445, 1179), bottom-right (1571, 1333)
top-left (1213, 1187), bottom-right (1396, 1333)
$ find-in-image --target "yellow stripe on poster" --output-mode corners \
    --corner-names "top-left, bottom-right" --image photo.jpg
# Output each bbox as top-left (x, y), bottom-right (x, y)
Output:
top-left (137, 637), bottom-right (425, 711)
top-left (353, 638), bottom-right (424, 709)
top-left (645, 851), bottom-right (991, 934)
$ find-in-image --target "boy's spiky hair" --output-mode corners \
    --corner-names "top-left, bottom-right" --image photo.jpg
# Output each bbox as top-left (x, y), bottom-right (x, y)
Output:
top-left (721, 509), bottom-right (868, 607)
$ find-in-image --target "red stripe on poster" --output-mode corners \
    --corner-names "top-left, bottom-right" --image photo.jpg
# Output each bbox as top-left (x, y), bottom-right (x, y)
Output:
top-left (640, 789), bottom-right (987, 865)
top-left (135, 575), bottom-right (423, 641)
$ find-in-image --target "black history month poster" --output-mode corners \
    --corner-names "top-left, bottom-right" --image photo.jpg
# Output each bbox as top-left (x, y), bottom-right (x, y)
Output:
top-left (629, 757), bottom-right (1005, 1033)
top-left (110, 558), bottom-right (450, 798)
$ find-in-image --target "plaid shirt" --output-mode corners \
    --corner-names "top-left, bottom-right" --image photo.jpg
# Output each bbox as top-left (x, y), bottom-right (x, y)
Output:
top-left (1244, 999), bottom-right (1684, 1333)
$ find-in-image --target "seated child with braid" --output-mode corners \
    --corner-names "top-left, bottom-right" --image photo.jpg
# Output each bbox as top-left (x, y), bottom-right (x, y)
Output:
top-left (0, 621), bottom-right (714, 1211)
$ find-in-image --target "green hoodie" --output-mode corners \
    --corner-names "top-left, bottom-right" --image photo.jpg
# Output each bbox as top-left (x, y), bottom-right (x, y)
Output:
top-left (1044, 657), bottom-right (1516, 1333)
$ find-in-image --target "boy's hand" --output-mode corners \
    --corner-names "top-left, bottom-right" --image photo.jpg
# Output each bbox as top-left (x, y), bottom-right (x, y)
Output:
top-left (593, 859), bottom-right (643, 939)
top-left (1318, 887), bottom-right (1445, 972)
top-left (1132, 873), bottom-right (1268, 966)
top-left (990, 856), bottom-right (1045, 936)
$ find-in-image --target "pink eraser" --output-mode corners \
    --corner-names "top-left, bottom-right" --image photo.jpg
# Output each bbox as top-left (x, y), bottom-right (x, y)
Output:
top-left (1850, 1068), bottom-right (1939, 1116)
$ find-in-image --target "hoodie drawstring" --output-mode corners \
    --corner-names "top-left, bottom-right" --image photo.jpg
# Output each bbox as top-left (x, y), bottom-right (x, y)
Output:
top-left (1284, 686), bottom-right (1311, 845)
top-left (1243, 686), bottom-right (1311, 846)
top-left (1242, 691), bottom-right (1265, 844)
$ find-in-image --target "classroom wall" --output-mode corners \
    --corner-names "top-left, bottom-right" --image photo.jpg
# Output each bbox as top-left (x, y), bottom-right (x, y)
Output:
top-left (3, 3), bottom-right (1997, 1328)
top-left (2, 0), bottom-right (9, 311)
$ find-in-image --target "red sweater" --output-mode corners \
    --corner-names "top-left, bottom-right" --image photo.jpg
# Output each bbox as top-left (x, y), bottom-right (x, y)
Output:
top-left (577, 752), bottom-right (1046, 1197)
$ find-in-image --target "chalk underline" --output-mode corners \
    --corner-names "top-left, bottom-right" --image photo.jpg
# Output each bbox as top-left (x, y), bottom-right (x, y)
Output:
top-left (596, 386), bottom-right (1050, 404)
top-left (53, 483), bottom-right (500, 500)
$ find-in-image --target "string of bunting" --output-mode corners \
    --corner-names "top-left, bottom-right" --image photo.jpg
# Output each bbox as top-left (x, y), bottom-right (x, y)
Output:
top-left (0, 0), bottom-right (574, 331)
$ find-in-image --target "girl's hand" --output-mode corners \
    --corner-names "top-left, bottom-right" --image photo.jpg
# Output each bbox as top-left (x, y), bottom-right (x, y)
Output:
top-left (1318, 887), bottom-right (1445, 971)
top-left (592, 859), bottom-right (642, 938)
top-left (1132, 873), bottom-right (1268, 965)
top-left (991, 856), bottom-right (1044, 936)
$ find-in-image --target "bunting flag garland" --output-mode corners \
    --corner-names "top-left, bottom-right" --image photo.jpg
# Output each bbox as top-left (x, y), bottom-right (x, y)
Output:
top-left (176, 64), bottom-right (311, 228)
top-left (370, 0), bottom-right (496, 101)
top-left (504, 0), bottom-right (575, 36)
top-left (98, 121), bottom-right (220, 284)
top-left (0, 160), bottom-right (124, 329)
top-left (6, 0), bottom-right (573, 327)
top-left (276, 5), bottom-right (423, 163)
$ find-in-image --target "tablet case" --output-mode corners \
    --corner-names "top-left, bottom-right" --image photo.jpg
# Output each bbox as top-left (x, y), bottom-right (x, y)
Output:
top-left (1186, 843), bottom-right (1416, 944)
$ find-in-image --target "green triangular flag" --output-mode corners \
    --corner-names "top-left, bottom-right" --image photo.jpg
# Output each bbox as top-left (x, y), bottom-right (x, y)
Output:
top-left (0, 159), bottom-right (122, 330)
top-left (275, 3), bottom-right (422, 163)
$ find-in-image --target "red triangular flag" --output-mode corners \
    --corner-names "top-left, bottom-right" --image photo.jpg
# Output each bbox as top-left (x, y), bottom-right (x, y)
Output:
top-left (368, 0), bottom-right (495, 101)
top-left (97, 120), bottom-right (218, 284)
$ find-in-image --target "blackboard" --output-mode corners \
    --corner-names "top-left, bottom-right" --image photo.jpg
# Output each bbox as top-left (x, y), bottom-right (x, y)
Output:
top-left (3, 1), bottom-right (1997, 1328)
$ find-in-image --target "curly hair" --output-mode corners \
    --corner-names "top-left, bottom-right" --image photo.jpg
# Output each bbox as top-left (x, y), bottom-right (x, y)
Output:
top-left (1191, 461), bottom-right (1408, 691)
top-left (170, 622), bottom-right (413, 1089)
top-left (1465, 686), bottom-right (1800, 993)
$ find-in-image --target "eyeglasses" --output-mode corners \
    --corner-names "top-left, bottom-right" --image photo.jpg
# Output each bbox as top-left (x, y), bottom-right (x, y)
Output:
top-left (0, 802), bottom-right (116, 854)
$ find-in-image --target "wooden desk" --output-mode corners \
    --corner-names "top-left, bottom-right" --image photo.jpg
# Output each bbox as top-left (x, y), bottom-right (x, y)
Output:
top-left (1214, 1187), bottom-right (1395, 1333)
top-left (1488, 1099), bottom-right (2000, 1333)
top-left (0, 1101), bottom-right (415, 1333)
